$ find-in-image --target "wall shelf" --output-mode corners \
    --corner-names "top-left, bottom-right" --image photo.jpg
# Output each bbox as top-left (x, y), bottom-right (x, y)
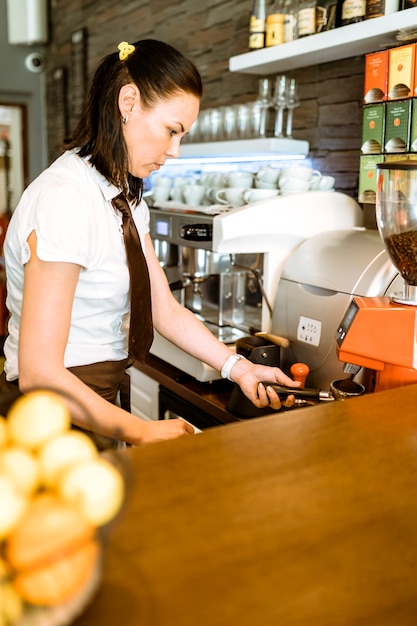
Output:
top-left (177, 137), bottom-right (309, 162)
top-left (229, 8), bottom-right (417, 75)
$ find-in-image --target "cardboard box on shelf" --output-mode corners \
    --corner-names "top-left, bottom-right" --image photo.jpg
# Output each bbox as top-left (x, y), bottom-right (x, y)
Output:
top-left (361, 103), bottom-right (385, 154)
top-left (384, 99), bottom-right (412, 153)
top-left (360, 153), bottom-right (417, 216)
top-left (364, 50), bottom-right (388, 104)
top-left (358, 155), bottom-right (384, 204)
top-left (388, 43), bottom-right (415, 100)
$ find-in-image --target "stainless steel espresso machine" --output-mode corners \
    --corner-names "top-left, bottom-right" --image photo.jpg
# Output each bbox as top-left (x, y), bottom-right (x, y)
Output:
top-left (149, 191), bottom-right (363, 381)
top-left (151, 208), bottom-right (263, 344)
top-left (272, 228), bottom-right (403, 390)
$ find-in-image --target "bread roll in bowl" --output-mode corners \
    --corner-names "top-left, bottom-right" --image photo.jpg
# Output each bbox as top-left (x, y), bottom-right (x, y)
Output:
top-left (6, 494), bottom-right (99, 606)
top-left (13, 539), bottom-right (99, 606)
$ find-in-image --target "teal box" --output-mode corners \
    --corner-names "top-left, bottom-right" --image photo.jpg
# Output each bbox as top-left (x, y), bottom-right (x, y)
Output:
top-left (358, 155), bottom-right (384, 204)
top-left (361, 104), bottom-right (385, 154)
top-left (384, 99), bottom-right (412, 153)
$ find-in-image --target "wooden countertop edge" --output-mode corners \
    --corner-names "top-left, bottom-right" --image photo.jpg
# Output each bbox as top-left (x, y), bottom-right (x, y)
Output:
top-left (133, 354), bottom-right (239, 424)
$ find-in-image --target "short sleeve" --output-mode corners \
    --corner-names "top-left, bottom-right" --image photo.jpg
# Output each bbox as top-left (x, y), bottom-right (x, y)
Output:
top-left (32, 181), bottom-right (97, 269)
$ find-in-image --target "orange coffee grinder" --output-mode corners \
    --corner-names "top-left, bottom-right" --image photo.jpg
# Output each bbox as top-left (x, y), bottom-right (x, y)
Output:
top-left (335, 161), bottom-right (417, 392)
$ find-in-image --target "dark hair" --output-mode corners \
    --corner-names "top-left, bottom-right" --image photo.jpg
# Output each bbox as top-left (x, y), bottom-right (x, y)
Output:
top-left (65, 39), bottom-right (202, 201)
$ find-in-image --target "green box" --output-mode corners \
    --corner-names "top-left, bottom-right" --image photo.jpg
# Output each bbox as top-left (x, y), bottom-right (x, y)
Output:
top-left (361, 104), bottom-right (385, 154)
top-left (358, 155), bottom-right (384, 204)
top-left (384, 100), bottom-right (412, 153)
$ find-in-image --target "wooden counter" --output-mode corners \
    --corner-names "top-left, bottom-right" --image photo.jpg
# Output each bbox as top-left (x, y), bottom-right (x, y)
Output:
top-left (73, 382), bottom-right (417, 625)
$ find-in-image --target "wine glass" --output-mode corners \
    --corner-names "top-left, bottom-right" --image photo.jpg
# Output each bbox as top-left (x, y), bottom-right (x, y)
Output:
top-left (272, 75), bottom-right (287, 139)
top-left (285, 78), bottom-right (300, 139)
top-left (256, 78), bottom-right (272, 138)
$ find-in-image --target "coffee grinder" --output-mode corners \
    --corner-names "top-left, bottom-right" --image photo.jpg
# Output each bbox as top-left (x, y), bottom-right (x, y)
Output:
top-left (336, 161), bottom-right (417, 392)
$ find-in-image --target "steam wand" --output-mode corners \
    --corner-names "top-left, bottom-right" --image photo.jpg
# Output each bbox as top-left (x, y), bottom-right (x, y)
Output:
top-left (229, 254), bottom-right (273, 318)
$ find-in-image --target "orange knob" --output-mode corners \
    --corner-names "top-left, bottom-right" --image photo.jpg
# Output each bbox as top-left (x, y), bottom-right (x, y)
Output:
top-left (290, 362), bottom-right (309, 388)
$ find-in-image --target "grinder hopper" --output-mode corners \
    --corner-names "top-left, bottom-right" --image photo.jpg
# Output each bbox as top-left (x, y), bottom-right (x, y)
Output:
top-left (376, 160), bottom-right (417, 304)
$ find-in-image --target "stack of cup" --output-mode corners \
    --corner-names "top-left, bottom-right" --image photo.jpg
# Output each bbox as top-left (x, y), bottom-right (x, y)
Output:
top-left (152, 176), bottom-right (172, 204)
top-left (215, 171), bottom-right (255, 208)
top-left (254, 165), bottom-right (280, 189)
top-left (278, 167), bottom-right (321, 194)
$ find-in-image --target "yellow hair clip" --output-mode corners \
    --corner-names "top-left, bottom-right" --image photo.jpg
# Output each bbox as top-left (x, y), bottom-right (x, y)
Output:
top-left (118, 41), bottom-right (135, 61)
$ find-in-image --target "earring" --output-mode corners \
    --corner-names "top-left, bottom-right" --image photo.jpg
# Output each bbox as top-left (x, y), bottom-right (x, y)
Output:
top-left (122, 115), bottom-right (128, 124)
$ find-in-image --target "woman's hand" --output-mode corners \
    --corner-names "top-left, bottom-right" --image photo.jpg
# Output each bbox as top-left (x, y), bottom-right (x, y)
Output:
top-left (229, 358), bottom-right (302, 411)
top-left (138, 417), bottom-right (195, 444)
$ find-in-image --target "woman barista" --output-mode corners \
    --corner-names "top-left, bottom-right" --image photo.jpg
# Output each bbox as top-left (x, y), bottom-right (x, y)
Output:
top-left (3, 39), bottom-right (299, 447)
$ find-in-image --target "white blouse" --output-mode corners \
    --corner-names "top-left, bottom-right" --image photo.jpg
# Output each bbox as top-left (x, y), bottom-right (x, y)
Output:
top-left (4, 150), bottom-right (150, 380)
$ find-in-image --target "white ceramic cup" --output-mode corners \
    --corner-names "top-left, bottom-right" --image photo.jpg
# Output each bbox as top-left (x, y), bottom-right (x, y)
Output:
top-left (172, 176), bottom-right (185, 188)
top-left (153, 175), bottom-right (172, 188)
top-left (208, 172), bottom-right (227, 187)
top-left (153, 186), bottom-right (171, 204)
top-left (182, 184), bottom-right (206, 206)
top-left (255, 180), bottom-right (279, 190)
top-left (255, 165), bottom-right (280, 185)
top-left (280, 167), bottom-right (322, 185)
top-left (215, 187), bottom-right (247, 207)
top-left (199, 172), bottom-right (212, 186)
top-left (278, 177), bottom-right (310, 193)
top-left (225, 171), bottom-right (254, 188)
top-left (243, 188), bottom-right (279, 204)
top-left (204, 186), bottom-right (220, 204)
top-left (170, 185), bottom-right (185, 201)
top-left (317, 175), bottom-right (336, 191)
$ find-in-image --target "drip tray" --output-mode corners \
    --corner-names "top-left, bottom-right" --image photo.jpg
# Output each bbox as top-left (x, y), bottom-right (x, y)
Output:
top-left (195, 317), bottom-right (249, 344)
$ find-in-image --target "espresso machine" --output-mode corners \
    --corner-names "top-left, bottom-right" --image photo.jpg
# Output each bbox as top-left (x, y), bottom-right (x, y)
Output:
top-left (151, 207), bottom-right (264, 344)
top-left (335, 161), bottom-right (417, 392)
top-left (149, 190), bottom-right (363, 381)
top-left (272, 227), bottom-right (403, 391)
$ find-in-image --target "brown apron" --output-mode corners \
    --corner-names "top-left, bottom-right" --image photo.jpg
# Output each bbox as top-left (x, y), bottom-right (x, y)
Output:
top-left (0, 359), bottom-right (131, 450)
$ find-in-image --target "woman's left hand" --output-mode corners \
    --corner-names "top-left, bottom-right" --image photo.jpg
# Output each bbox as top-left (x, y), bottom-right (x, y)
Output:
top-left (230, 359), bottom-right (302, 410)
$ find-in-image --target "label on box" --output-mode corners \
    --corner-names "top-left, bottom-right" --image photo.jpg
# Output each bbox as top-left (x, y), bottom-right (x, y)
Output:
top-left (358, 155), bottom-right (384, 203)
top-left (361, 104), bottom-right (385, 153)
top-left (364, 51), bottom-right (388, 103)
top-left (384, 99), bottom-right (411, 153)
top-left (388, 44), bottom-right (415, 100)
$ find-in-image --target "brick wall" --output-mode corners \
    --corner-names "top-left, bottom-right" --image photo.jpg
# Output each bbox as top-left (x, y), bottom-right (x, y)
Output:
top-left (46, 0), bottom-right (364, 198)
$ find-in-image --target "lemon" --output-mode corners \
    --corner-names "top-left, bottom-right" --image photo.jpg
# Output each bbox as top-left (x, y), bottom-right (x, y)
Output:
top-left (0, 447), bottom-right (40, 496)
top-left (7, 390), bottom-right (71, 451)
top-left (0, 474), bottom-right (27, 541)
top-left (59, 458), bottom-right (124, 527)
top-left (39, 431), bottom-right (98, 488)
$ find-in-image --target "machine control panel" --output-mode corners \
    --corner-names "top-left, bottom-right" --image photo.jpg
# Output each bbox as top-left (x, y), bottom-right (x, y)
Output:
top-left (297, 316), bottom-right (322, 346)
top-left (180, 223), bottom-right (213, 242)
top-left (149, 209), bottom-right (214, 250)
top-left (335, 300), bottom-right (359, 347)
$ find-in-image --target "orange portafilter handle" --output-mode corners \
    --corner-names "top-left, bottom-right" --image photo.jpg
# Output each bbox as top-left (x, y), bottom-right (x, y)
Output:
top-left (290, 362), bottom-right (309, 388)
